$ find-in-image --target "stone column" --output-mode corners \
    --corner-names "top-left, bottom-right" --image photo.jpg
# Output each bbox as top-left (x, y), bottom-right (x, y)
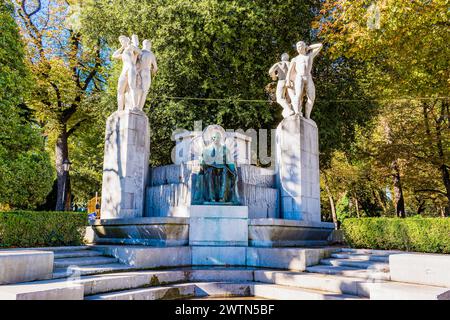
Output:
top-left (275, 114), bottom-right (321, 222)
top-left (100, 110), bottom-right (150, 219)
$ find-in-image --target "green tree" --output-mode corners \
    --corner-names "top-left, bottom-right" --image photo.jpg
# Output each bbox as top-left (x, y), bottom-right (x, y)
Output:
top-left (317, 0), bottom-right (450, 215)
top-left (12, 0), bottom-right (106, 210)
top-left (0, 1), bottom-right (53, 209)
top-left (79, 0), bottom-right (376, 169)
top-left (80, 0), bottom-right (316, 164)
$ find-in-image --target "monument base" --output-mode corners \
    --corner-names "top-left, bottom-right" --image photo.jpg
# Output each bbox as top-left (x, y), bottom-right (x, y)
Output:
top-left (248, 218), bottom-right (334, 247)
top-left (100, 109), bottom-right (150, 219)
top-left (191, 246), bottom-right (247, 266)
top-left (90, 217), bottom-right (188, 246)
top-left (189, 205), bottom-right (248, 247)
top-left (276, 114), bottom-right (321, 222)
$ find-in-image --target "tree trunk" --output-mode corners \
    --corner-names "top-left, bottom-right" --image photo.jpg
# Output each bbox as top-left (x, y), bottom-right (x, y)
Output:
top-left (323, 175), bottom-right (338, 230)
top-left (435, 103), bottom-right (450, 217)
top-left (55, 127), bottom-right (70, 211)
top-left (440, 206), bottom-right (446, 218)
top-left (354, 196), bottom-right (360, 218)
top-left (373, 186), bottom-right (387, 215)
top-left (416, 199), bottom-right (425, 215)
top-left (382, 117), bottom-right (406, 217)
top-left (392, 160), bottom-right (406, 218)
top-left (440, 163), bottom-right (450, 217)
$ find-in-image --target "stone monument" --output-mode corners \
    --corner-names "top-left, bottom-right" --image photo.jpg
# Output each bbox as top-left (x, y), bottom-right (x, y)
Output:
top-left (100, 35), bottom-right (157, 219)
top-left (270, 41), bottom-right (323, 222)
top-left (93, 37), bottom-right (332, 251)
top-left (276, 115), bottom-right (320, 222)
top-left (188, 125), bottom-right (249, 265)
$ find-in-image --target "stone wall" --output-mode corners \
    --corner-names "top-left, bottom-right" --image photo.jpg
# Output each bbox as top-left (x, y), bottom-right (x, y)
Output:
top-left (146, 164), bottom-right (279, 218)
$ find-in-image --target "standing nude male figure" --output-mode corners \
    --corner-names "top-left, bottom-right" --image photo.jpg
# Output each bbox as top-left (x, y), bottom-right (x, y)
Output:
top-left (269, 53), bottom-right (295, 118)
top-left (136, 40), bottom-right (158, 110)
top-left (112, 35), bottom-right (142, 110)
top-left (286, 41), bottom-right (322, 119)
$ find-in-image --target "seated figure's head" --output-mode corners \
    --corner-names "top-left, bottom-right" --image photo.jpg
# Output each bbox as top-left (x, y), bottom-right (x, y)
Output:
top-left (211, 131), bottom-right (222, 145)
top-left (281, 53), bottom-right (289, 61)
top-left (296, 41), bottom-right (307, 54)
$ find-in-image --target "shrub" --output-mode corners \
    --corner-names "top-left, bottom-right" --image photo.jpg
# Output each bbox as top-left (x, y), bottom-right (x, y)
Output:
top-left (0, 211), bottom-right (88, 248)
top-left (342, 216), bottom-right (450, 253)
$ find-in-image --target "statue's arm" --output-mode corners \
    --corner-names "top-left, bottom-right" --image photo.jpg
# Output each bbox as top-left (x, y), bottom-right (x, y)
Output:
top-left (286, 60), bottom-right (295, 87)
top-left (268, 63), bottom-right (279, 78)
top-left (151, 55), bottom-right (158, 75)
top-left (308, 43), bottom-right (323, 58)
top-left (131, 45), bottom-right (142, 56)
top-left (112, 47), bottom-right (123, 60)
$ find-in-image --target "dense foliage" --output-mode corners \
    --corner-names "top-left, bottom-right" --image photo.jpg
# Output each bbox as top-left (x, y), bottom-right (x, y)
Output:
top-left (79, 0), bottom-right (373, 167)
top-left (342, 217), bottom-right (450, 254)
top-left (317, 0), bottom-right (450, 221)
top-left (0, 1), bottom-right (53, 209)
top-left (1, 1), bottom-right (447, 221)
top-left (10, 0), bottom-right (107, 209)
top-left (0, 211), bottom-right (88, 247)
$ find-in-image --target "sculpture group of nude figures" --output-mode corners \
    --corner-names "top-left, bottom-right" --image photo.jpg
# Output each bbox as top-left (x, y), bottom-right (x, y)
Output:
top-left (113, 35), bottom-right (158, 111)
top-left (269, 41), bottom-right (322, 119)
top-left (113, 36), bottom-right (321, 119)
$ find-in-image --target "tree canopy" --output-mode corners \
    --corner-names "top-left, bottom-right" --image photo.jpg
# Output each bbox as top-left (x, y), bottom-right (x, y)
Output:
top-left (0, 1), bottom-right (53, 209)
top-left (1, 0), bottom-right (447, 219)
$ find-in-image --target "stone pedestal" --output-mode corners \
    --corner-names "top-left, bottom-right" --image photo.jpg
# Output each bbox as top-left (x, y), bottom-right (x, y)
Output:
top-left (189, 205), bottom-right (248, 266)
top-left (100, 110), bottom-right (150, 219)
top-left (189, 205), bottom-right (248, 246)
top-left (275, 115), bottom-right (320, 222)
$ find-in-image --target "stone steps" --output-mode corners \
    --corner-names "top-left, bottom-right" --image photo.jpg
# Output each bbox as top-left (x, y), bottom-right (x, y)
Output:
top-left (252, 283), bottom-right (364, 300)
top-left (320, 258), bottom-right (390, 272)
top-left (254, 270), bottom-right (379, 297)
top-left (85, 281), bottom-right (364, 300)
top-left (86, 282), bottom-right (196, 300)
top-left (0, 246), bottom-right (91, 252)
top-left (54, 250), bottom-right (104, 259)
top-left (254, 270), bottom-right (450, 300)
top-left (79, 268), bottom-right (255, 296)
top-left (2, 267), bottom-right (448, 300)
top-left (368, 281), bottom-right (450, 300)
top-left (330, 253), bottom-right (389, 263)
top-left (53, 256), bottom-right (119, 268)
top-left (306, 265), bottom-right (391, 281)
top-left (52, 263), bottom-right (133, 279)
top-left (48, 246), bottom-right (131, 279)
top-left (339, 248), bottom-right (403, 256)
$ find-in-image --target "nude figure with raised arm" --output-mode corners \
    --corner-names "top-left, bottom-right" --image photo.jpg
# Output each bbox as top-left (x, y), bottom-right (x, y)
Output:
top-left (112, 35), bottom-right (142, 111)
top-left (286, 41), bottom-right (322, 119)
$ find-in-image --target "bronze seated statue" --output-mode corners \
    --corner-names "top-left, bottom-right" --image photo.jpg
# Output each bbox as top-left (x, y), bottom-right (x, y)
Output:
top-left (192, 126), bottom-right (240, 205)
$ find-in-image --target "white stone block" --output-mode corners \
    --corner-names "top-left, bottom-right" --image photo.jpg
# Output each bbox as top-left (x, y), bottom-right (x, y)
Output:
top-left (389, 253), bottom-right (450, 287)
top-left (189, 205), bottom-right (248, 218)
top-left (275, 115), bottom-right (321, 223)
top-left (0, 251), bottom-right (53, 285)
top-left (0, 281), bottom-right (83, 300)
top-left (96, 246), bottom-right (191, 268)
top-left (191, 246), bottom-right (247, 266)
top-left (246, 247), bottom-right (335, 271)
top-left (188, 205), bottom-right (249, 246)
top-left (100, 110), bottom-right (150, 219)
top-left (367, 282), bottom-right (450, 300)
top-left (190, 218), bottom-right (248, 245)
